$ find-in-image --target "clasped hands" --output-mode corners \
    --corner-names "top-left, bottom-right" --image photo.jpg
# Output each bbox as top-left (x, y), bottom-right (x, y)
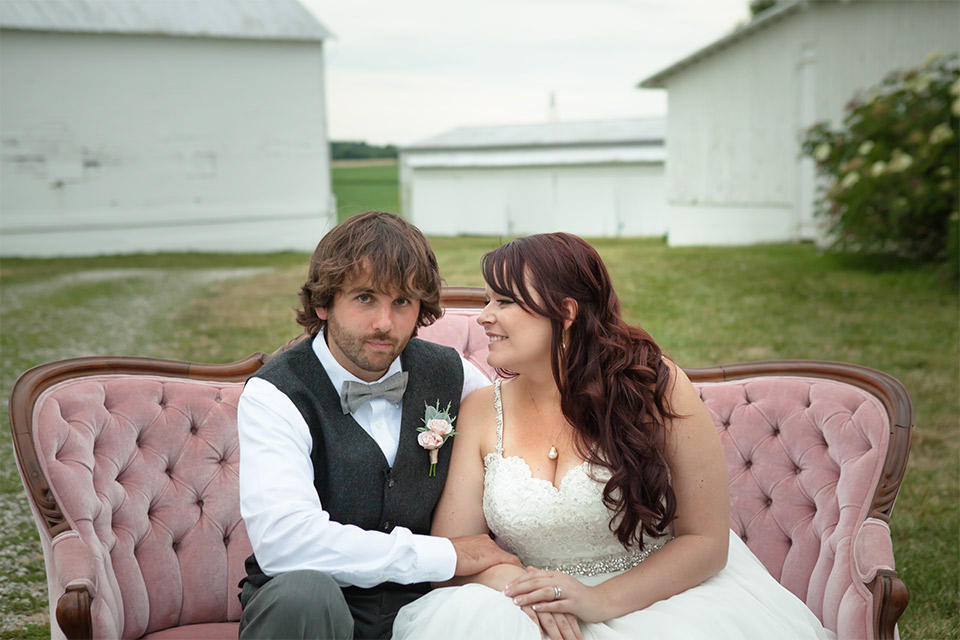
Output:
top-left (503, 566), bottom-right (608, 640)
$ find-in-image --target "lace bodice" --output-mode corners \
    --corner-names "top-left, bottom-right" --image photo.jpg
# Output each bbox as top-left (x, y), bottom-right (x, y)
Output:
top-left (482, 379), bottom-right (671, 576)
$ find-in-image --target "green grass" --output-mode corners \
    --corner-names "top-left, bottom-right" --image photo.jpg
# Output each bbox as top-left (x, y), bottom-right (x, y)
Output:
top-left (0, 165), bottom-right (956, 638)
top-left (332, 161), bottom-right (400, 221)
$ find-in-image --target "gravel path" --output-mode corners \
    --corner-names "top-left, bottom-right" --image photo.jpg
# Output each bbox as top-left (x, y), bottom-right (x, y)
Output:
top-left (0, 266), bottom-right (266, 633)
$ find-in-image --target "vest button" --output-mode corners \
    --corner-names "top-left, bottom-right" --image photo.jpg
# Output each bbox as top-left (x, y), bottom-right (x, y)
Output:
top-left (387, 478), bottom-right (395, 487)
top-left (382, 521), bottom-right (391, 531)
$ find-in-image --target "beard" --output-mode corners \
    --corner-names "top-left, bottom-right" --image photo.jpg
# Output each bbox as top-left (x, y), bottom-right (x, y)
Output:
top-left (325, 312), bottom-right (413, 377)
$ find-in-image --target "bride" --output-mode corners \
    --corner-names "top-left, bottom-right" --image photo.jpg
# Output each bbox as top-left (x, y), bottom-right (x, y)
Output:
top-left (394, 233), bottom-right (834, 640)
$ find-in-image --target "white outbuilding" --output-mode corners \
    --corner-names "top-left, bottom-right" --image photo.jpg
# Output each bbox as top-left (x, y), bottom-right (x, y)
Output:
top-left (1, 0), bottom-right (335, 256)
top-left (399, 118), bottom-right (666, 238)
top-left (640, 0), bottom-right (960, 247)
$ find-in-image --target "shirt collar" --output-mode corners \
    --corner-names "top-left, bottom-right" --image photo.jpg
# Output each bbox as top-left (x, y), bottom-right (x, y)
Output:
top-left (313, 330), bottom-right (404, 397)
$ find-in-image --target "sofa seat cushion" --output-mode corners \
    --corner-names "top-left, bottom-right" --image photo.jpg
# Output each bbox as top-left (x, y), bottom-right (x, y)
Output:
top-left (142, 622), bottom-right (238, 639)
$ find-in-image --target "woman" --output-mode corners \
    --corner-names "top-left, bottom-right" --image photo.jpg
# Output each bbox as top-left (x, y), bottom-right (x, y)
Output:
top-left (394, 233), bottom-right (833, 640)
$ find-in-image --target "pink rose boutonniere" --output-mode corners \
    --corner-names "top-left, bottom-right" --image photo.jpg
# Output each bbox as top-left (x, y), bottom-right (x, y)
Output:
top-left (418, 401), bottom-right (457, 476)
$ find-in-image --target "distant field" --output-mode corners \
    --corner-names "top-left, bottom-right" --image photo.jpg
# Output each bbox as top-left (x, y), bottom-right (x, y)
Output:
top-left (332, 160), bottom-right (400, 221)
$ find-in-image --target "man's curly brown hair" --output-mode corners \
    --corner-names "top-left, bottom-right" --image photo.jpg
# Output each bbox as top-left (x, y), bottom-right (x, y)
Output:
top-left (295, 211), bottom-right (443, 336)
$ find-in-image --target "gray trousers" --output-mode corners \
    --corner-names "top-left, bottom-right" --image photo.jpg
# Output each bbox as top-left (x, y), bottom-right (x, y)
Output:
top-left (238, 570), bottom-right (426, 640)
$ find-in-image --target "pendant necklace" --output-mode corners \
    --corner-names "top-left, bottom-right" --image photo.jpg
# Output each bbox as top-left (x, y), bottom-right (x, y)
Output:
top-left (530, 390), bottom-right (565, 460)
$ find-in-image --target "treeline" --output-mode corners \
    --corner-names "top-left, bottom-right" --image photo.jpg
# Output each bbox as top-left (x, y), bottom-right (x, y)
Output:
top-left (331, 141), bottom-right (398, 160)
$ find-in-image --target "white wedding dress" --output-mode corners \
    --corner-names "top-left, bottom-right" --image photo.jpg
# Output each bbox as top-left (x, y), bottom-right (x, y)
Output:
top-left (393, 380), bottom-right (835, 640)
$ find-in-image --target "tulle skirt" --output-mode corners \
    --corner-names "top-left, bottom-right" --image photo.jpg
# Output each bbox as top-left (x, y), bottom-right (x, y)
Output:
top-left (393, 530), bottom-right (835, 640)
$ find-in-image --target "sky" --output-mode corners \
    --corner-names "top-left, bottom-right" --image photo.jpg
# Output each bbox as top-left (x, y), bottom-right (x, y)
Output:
top-left (301, 0), bottom-right (751, 146)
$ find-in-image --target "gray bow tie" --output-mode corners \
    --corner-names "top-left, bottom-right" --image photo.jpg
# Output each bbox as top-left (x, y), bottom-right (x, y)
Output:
top-left (340, 371), bottom-right (409, 415)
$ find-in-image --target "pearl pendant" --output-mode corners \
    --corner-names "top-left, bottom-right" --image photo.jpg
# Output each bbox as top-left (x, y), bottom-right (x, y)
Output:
top-left (548, 446), bottom-right (558, 460)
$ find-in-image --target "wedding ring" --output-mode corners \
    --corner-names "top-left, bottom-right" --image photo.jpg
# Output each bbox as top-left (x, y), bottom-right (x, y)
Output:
top-left (553, 586), bottom-right (562, 601)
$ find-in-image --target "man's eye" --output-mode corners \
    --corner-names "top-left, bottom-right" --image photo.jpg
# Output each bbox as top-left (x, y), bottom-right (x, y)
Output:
top-left (395, 298), bottom-right (409, 307)
top-left (357, 294), bottom-right (371, 303)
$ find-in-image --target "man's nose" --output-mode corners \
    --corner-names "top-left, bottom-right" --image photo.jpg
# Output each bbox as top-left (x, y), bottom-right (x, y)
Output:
top-left (372, 303), bottom-right (395, 332)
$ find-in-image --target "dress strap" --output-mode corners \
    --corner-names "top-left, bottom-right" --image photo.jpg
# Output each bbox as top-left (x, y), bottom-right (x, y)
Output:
top-left (493, 378), bottom-right (504, 455)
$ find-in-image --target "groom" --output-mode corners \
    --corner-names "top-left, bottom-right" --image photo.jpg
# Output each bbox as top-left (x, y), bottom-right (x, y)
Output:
top-left (237, 211), bottom-right (516, 639)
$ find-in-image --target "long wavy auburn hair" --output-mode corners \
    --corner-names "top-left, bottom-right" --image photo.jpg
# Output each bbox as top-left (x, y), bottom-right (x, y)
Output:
top-left (482, 233), bottom-right (679, 548)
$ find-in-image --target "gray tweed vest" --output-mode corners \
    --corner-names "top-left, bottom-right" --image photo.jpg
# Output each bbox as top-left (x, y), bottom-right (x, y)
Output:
top-left (242, 335), bottom-right (464, 590)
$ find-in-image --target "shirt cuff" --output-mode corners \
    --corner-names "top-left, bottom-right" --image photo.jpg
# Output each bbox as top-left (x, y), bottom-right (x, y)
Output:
top-left (413, 534), bottom-right (457, 582)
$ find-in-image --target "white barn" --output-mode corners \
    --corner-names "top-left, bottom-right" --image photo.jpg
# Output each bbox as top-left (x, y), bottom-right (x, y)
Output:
top-left (640, 0), bottom-right (960, 247)
top-left (0, 0), bottom-right (335, 257)
top-left (399, 118), bottom-right (666, 238)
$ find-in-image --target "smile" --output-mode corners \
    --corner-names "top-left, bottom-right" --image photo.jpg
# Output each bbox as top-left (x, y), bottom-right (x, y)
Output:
top-left (488, 336), bottom-right (506, 342)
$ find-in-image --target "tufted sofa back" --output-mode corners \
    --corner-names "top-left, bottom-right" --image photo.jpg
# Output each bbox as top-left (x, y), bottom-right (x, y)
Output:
top-left (13, 294), bottom-right (910, 639)
top-left (697, 377), bottom-right (896, 637)
top-left (31, 376), bottom-right (251, 639)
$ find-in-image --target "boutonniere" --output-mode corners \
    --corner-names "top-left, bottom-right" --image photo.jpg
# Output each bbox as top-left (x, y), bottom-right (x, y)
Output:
top-left (417, 401), bottom-right (457, 476)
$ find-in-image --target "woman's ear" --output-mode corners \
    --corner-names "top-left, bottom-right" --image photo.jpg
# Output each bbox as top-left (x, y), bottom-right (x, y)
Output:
top-left (561, 298), bottom-right (578, 330)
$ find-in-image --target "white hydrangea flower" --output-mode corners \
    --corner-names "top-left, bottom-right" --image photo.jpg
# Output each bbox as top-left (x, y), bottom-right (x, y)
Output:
top-left (930, 123), bottom-right (955, 145)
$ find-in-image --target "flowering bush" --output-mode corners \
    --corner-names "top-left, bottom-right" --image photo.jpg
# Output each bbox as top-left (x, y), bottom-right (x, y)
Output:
top-left (801, 52), bottom-right (959, 268)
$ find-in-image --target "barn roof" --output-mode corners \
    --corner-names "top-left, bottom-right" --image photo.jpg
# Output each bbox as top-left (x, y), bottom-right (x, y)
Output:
top-left (0, 0), bottom-right (331, 42)
top-left (639, 0), bottom-right (804, 88)
top-left (403, 117), bottom-right (665, 152)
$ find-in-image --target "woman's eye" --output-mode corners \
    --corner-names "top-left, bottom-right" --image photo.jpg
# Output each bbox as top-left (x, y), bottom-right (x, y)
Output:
top-left (497, 298), bottom-right (514, 305)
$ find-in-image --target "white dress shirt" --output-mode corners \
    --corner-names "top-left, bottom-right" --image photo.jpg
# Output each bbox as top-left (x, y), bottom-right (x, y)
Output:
top-left (238, 333), bottom-right (491, 588)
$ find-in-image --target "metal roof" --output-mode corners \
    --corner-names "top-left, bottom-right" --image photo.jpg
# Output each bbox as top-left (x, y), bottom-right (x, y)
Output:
top-left (402, 117), bottom-right (665, 152)
top-left (0, 0), bottom-right (331, 41)
top-left (402, 146), bottom-right (665, 169)
top-left (639, 0), bottom-right (804, 88)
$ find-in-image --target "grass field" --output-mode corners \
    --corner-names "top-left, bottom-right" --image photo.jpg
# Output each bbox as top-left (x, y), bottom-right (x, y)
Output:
top-left (332, 160), bottom-right (400, 221)
top-left (0, 165), bottom-right (957, 639)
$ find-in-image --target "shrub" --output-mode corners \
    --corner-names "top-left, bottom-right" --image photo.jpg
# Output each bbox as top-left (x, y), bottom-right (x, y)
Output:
top-left (801, 52), bottom-right (959, 267)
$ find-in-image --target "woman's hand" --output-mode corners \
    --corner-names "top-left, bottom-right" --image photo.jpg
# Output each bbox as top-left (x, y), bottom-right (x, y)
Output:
top-left (519, 604), bottom-right (583, 640)
top-left (505, 567), bottom-right (610, 625)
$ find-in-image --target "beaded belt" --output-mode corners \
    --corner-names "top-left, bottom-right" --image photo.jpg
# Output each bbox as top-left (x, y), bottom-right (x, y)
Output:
top-left (540, 538), bottom-right (670, 577)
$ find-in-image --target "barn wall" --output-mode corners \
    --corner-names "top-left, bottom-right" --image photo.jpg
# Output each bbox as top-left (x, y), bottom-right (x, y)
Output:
top-left (659, 0), bottom-right (959, 247)
top-left (407, 163), bottom-right (666, 238)
top-left (0, 30), bottom-right (334, 255)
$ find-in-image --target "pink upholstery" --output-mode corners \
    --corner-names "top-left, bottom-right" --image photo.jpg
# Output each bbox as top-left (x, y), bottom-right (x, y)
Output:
top-left (698, 378), bottom-right (893, 638)
top-left (33, 377), bottom-right (250, 640)
top-left (420, 308), bottom-right (496, 380)
top-left (17, 308), bottom-right (904, 639)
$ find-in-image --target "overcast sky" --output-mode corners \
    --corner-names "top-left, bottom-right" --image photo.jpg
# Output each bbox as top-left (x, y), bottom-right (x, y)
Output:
top-left (301, 0), bottom-right (751, 146)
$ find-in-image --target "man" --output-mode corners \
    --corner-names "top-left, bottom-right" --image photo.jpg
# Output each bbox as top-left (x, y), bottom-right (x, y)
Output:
top-left (237, 212), bottom-right (516, 639)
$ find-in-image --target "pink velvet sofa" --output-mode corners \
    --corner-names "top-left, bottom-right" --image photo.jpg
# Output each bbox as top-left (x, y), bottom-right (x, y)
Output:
top-left (10, 287), bottom-right (912, 640)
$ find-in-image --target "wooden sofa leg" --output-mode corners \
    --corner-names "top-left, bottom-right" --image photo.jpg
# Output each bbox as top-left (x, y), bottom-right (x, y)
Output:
top-left (56, 584), bottom-right (93, 640)
top-left (870, 569), bottom-right (909, 640)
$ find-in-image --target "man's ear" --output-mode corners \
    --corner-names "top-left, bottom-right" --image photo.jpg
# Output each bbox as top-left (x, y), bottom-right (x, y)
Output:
top-left (315, 307), bottom-right (328, 321)
top-left (561, 298), bottom-right (578, 331)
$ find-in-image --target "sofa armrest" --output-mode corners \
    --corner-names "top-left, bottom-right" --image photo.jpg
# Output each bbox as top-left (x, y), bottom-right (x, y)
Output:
top-left (854, 518), bottom-right (895, 583)
top-left (855, 518), bottom-right (908, 640)
top-left (51, 531), bottom-right (110, 640)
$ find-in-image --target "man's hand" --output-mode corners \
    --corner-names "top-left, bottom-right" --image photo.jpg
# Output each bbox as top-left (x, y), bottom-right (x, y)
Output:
top-left (450, 534), bottom-right (522, 576)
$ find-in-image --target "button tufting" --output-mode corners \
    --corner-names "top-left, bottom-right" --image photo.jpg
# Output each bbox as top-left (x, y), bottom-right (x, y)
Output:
top-left (223, 536), bottom-right (230, 545)
top-left (197, 499), bottom-right (204, 508)
top-left (190, 426), bottom-right (198, 434)
top-left (742, 534), bottom-right (748, 543)
top-left (794, 466), bottom-right (802, 474)
top-left (219, 458), bottom-right (227, 466)
top-left (166, 468), bottom-right (174, 476)
top-left (744, 460), bottom-right (752, 469)
top-left (765, 497), bottom-right (772, 507)
top-left (772, 427), bottom-right (780, 435)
